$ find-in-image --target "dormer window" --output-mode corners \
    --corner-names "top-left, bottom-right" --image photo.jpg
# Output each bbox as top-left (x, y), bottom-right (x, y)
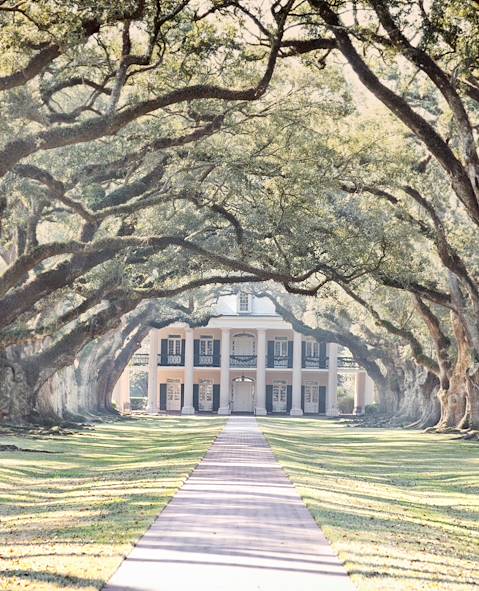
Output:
top-left (238, 292), bottom-right (252, 314)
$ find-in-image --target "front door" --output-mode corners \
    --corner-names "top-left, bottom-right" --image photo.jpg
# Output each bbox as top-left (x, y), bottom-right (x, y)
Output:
top-left (232, 380), bottom-right (254, 412)
top-left (304, 382), bottom-right (319, 413)
top-left (272, 381), bottom-right (287, 413)
top-left (166, 379), bottom-right (181, 411)
top-left (199, 379), bottom-right (213, 411)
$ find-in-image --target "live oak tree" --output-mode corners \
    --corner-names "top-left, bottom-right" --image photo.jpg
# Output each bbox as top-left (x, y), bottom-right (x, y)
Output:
top-left (192, 71), bottom-right (444, 425)
top-left (2, 0), bottom-right (479, 432)
top-left (0, 0), bottom-right (301, 422)
top-left (1, 1), bottom-right (342, 423)
top-left (220, 33), bottom-right (479, 431)
top-left (271, 0), bottom-right (479, 430)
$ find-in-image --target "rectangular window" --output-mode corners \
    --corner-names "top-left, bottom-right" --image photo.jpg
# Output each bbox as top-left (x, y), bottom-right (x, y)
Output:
top-left (199, 379), bottom-right (213, 411)
top-left (305, 339), bottom-right (319, 358)
top-left (238, 293), bottom-right (251, 313)
top-left (166, 379), bottom-right (181, 410)
top-left (167, 335), bottom-right (182, 356)
top-left (304, 382), bottom-right (319, 403)
top-left (304, 381), bottom-right (320, 413)
top-left (272, 380), bottom-right (287, 412)
top-left (167, 335), bottom-right (182, 365)
top-left (167, 379), bottom-right (181, 401)
top-left (274, 337), bottom-right (288, 357)
top-left (199, 336), bottom-right (214, 356)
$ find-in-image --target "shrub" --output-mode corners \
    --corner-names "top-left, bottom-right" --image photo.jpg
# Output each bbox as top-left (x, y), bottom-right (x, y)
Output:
top-left (365, 403), bottom-right (380, 415)
top-left (130, 397), bottom-right (147, 411)
top-left (338, 394), bottom-right (354, 414)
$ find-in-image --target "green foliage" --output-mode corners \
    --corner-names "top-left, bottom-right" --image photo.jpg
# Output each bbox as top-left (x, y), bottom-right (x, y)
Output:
top-left (129, 371), bottom-right (147, 397)
top-left (338, 393), bottom-right (354, 414)
top-left (1, 0), bottom-right (479, 431)
top-left (365, 402), bottom-right (380, 415)
top-left (130, 396), bottom-right (146, 410)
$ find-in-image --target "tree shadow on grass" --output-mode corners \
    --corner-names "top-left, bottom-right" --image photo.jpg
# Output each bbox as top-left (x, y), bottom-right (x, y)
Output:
top-left (260, 419), bottom-right (479, 590)
top-left (0, 569), bottom-right (104, 588)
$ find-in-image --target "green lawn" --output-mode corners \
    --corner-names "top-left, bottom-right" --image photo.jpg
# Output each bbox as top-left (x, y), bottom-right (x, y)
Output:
top-left (259, 418), bottom-right (479, 591)
top-left (0, 417), bottom-right (225, 591)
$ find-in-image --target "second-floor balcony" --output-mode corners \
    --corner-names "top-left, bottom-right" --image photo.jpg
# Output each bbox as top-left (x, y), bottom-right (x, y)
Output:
top-left (138, 347), bottom-right (357, 370)
top-left (195, 354), bottom-right (221, 367)
top-left (337, 356), bottom-right (360, 368)
top-left (303, 356), bottom-right (329, 369)
top-left (230, 354), bottom-right (257, 368)
top-left (159, 353), bottom-right (184, 366)
top-left (131, 353), bottom-right (148, 366)
top-left (267, 355), bottom-right (290, 369)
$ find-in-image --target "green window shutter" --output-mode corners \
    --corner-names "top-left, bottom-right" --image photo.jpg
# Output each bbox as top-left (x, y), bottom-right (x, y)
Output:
top-left (159, 384), bottom-right (167, 410)
top-left (301, 385), bottom-right (305, 412)
top-left (213, 384), bottom-right (220, 412)
top-left (287, 341), bottom-right (293, 368)
top-left (287, 385), bottom-right (292, 412)
top-left (319, 342), bottom-right (327, 368)
top-left (319, 386), bottom-right (326, 414)
top-left (267, 341), bottom-right (275, 368)
top-left (193, 339), bottom-right (200, 365)
top-left (213, 340), bottom-right (220, 366)
top-left (266, 385), bottom-right (273, 413)
top-left (181, 339), bottom-right (186, 365)
top-left (193, 384), bottom-right (199, 411)
top-left (160, 340), bottom-right (168, 364)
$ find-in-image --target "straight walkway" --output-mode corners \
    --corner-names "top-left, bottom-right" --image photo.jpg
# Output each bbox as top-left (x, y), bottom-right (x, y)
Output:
top-left (103, 416), bottom-right (355, 591)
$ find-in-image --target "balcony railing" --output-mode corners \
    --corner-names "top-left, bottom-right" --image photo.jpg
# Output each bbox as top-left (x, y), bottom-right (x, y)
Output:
top-left (158, 354), bottom-right (184, 366)
top-left (230, 354), bottom-right (257, 368)
top-left (303, 356), bottom-right (328, 369)
top-left (131, 353), bottom-right (148, 366)
top-left (337, 356), bottom-right (360, 368)
top-left (195, 354), bottom-right (221, 367)
top-left (267, 355), bottom-right (290, 368)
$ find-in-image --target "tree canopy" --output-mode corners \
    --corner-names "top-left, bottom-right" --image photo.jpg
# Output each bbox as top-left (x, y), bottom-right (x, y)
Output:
top-left (1, 0), bottom-right (479, 431)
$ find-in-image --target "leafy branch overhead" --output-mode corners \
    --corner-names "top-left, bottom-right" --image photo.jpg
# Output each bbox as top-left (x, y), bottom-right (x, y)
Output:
top-left (1, 1), bottom-right (479, 431)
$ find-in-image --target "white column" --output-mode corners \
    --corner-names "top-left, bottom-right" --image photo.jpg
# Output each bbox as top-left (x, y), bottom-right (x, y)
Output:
top-left (364, 373), bottom-right (375, 406)
top-left (218, 328), bottom-right (231, 415)
top-left (354, 370), bottom-right (366, 415)
top-left (117, 368), bottom-right (130, 414)
top-left (182, 327), bottom-right (195, 415)
top-left (147, 329), bottom-right (158, 412)
top-left (327, 342), bottom-right (338, 416)
top-left (255, 329), bottom-right (267, 415)
top-left (290, 330), bottom-right (303, 416)
top-left (112, 379), bottom-right (121, 410)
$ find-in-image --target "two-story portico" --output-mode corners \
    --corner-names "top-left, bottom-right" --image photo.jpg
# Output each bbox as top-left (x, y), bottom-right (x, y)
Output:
top-left (114, 293), bottom-right (375, 415)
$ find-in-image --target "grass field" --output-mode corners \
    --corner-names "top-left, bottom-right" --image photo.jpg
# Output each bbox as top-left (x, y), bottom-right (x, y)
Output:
top-left (259, 418), bottom-right (479, 591)
top-left (0, 417), bottom-right (225, 591)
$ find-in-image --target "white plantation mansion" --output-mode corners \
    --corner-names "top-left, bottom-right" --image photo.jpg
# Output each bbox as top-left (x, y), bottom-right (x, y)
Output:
top-left (113, 293), bottom-right (375, 416)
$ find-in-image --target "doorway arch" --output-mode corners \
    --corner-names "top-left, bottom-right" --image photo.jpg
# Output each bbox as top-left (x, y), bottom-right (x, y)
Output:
top-left (231, 376), bottom-right (255, 413)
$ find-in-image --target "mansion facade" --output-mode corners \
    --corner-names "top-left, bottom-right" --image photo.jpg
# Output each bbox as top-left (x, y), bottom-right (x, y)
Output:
top-left (113, 293), bottom-right (375, 416)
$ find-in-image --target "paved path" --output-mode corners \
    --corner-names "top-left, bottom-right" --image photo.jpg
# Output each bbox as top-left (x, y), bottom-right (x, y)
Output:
top-left (103, 416), bottom-right (355, 591)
